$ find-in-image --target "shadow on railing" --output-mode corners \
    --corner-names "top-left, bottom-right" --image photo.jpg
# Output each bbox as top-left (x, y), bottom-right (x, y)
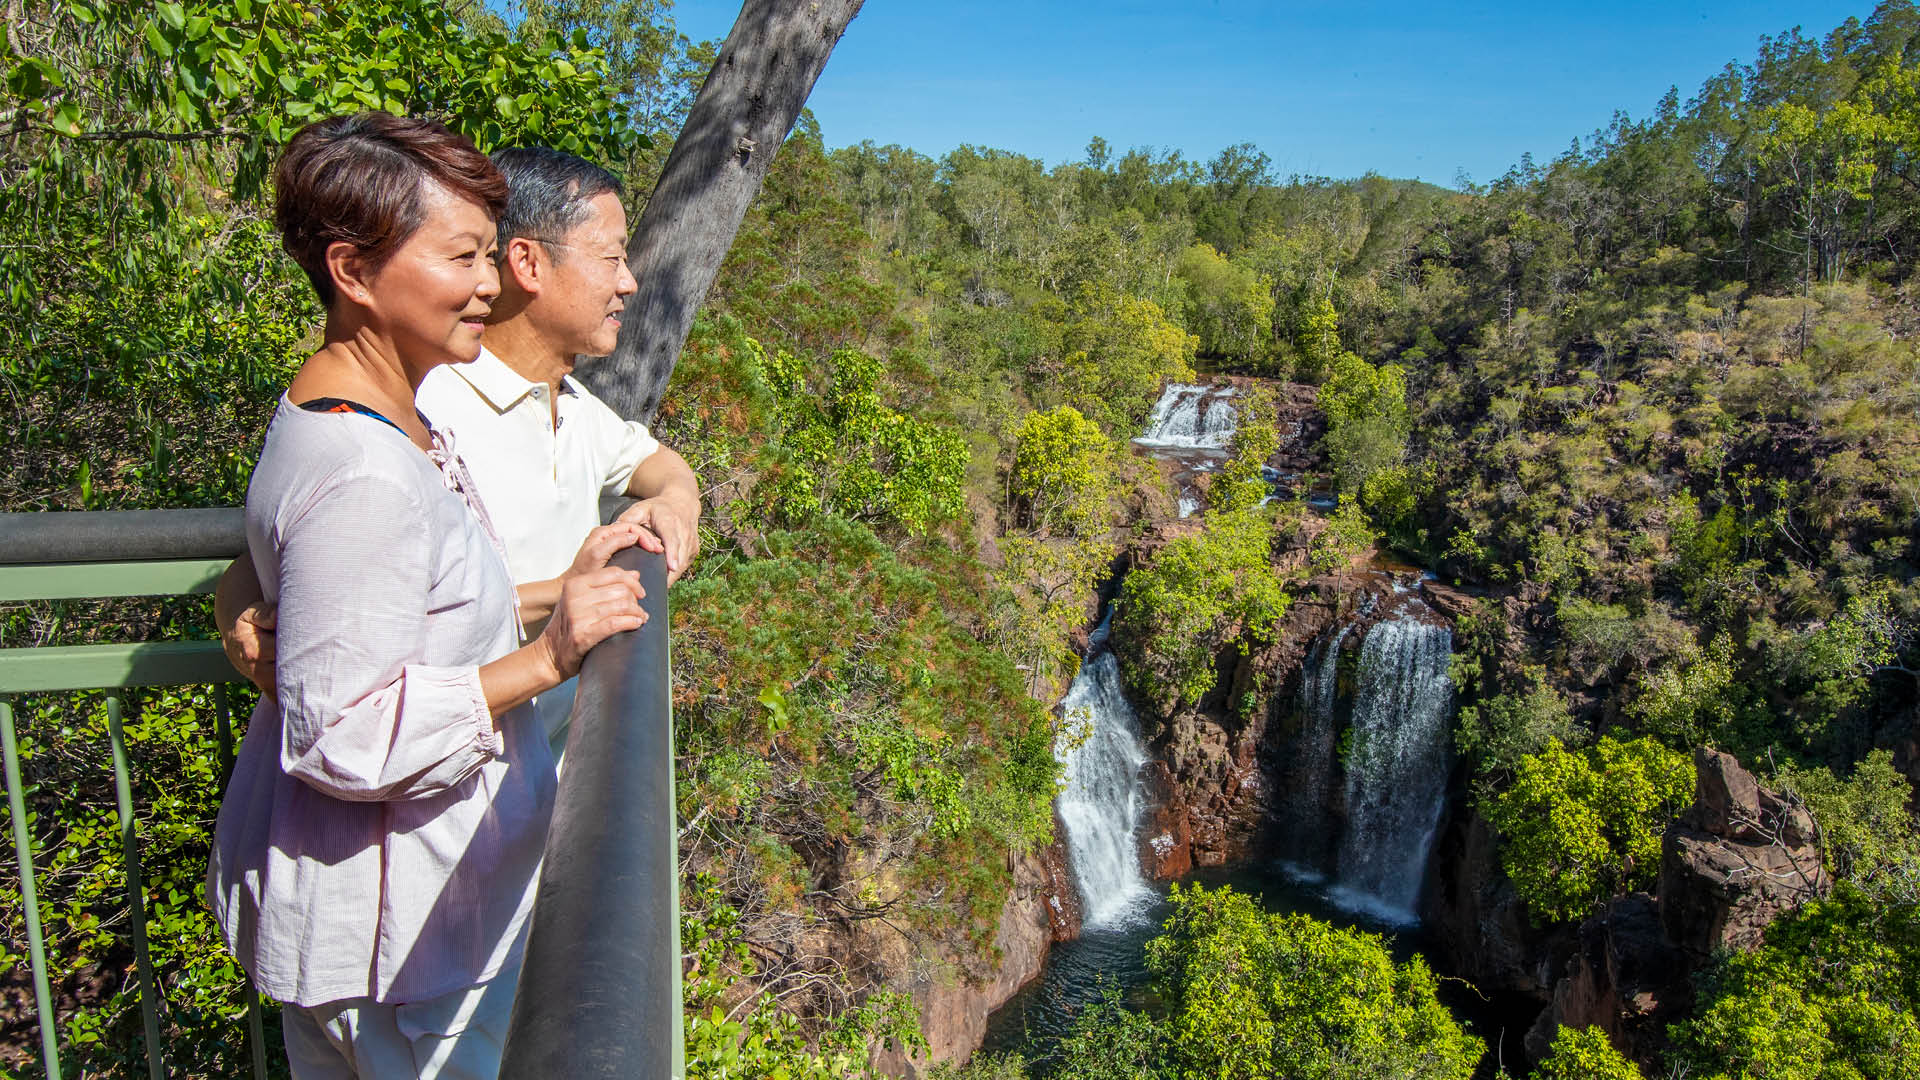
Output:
top-left (0, 511), bottom-right (683, 1079)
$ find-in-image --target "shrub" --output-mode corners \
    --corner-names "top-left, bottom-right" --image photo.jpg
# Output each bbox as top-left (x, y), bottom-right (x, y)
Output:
top-left (1114, 507), bottom-right (1290, 716)
top-left (1483, 735), bottom-right (1696, 923)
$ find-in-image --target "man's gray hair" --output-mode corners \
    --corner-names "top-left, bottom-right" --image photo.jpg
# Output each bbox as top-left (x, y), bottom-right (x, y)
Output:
top-left (490, 147), bottom-right (625, 250)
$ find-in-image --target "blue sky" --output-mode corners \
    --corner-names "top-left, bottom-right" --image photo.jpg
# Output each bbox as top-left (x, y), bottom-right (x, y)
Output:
top-left (668, 1), bottom-right (1880, 185)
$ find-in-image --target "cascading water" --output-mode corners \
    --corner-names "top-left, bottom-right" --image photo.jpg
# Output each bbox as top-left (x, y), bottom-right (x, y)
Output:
top-left (1273, 622), bottom-right (1352, 876)
top-left (1053, 614), bottom-right (1155, 928)
top-left (1329, 610), bottom-right (1453, 922)
top-left (1133, 383), bottom-right (1238, 450)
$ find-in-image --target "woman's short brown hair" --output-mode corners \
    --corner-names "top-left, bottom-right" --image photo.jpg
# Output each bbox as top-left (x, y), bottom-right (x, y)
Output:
top-left (274, 112), bottom-right (509, 306)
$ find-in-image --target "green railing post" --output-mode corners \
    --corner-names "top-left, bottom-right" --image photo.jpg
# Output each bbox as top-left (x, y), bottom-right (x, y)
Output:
top-left (1, 509), bottom-right (267, 1079)
top-left (3, 697), bottom-right (63, 1080)
top-left (106, 694), bottom-right (168, 1080)
top-left (213, 683), bottom-right (268, 1079)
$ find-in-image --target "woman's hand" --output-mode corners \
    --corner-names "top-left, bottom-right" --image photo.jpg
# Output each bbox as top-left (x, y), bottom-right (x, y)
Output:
top-left (224, 602), bottom-right (280, 700)
top-left (534, 565), bottom-right (647, 682)
top-left (515, 523), bottom-right (646, 628)
top-left (566, 522), bottom-right (646, 581)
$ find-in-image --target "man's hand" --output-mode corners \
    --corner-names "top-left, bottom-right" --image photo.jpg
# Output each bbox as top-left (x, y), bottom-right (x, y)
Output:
top-left (223, 603), bottom-right (279, 699)
top-left (617, 494), bottom-right (701, 583)
top-left (215, 552), bottom-right (278, 699)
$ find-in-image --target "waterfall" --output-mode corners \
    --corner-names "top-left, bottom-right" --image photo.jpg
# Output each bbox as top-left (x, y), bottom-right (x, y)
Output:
top-left (1273, 622), bottom-right (1351, 877)
top-left (1133, 383), bottom-right (1238, 450)
top-left (1054, 617), bottom-right (1155, 928)
top-left (1330, 613), bottom-right (1454, 923)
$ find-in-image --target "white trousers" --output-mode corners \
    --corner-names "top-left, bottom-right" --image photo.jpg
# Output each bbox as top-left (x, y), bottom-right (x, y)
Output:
top-left (281, 953), bottom-right (520, 1080)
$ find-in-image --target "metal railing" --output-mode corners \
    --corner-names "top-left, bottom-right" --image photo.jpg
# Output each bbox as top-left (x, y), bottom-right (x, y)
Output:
top-left (0, 508), bottom-right (258, 1080)
top-left (1, 509), bottom-right (684, 1078)
top-left (501, 541), bottom-right (684, 1078)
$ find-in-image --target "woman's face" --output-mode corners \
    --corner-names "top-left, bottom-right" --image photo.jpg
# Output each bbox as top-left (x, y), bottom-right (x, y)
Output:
top-left (361, 180), bottom-right (501, 369)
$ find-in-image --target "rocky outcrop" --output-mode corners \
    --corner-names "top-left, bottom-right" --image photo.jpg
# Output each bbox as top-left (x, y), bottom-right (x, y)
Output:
top-left (869, 839), bottom-right (1074, 1075)
top-left (1660, 747), bottom-right (1829, 962)
top-left (1424, 811), bottom-right (1558, 996)
top-left (1523, 894), bottom-right (1679, 1064)
top-left (1523, 747), bottom-right (1829, 1068)
top-left (1137, 576), bottom-right (1378, 874)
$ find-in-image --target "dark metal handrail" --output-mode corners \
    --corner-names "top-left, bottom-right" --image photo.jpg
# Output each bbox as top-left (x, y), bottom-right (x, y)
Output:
top-left (0, 508), bottom-right (246, 564)
top-left (501, 544), bottom-right (684, 1077)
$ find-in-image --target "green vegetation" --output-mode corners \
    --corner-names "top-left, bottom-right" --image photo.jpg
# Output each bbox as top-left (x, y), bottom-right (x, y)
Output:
top-left (1010, 406), bottom-right (1118, 535)
top-left (1674, 888), bottom-right (1920, 1080)
top-left (8, 0), bottom-right (1920, 1076)
top-left (1113, 507), bottom-right (1291, 715)
top-left (1532, 1026), bottom-right (1646, 1080)
top-left (1482, 736), bottom-right (1696, 923)
top-left (942, 885), bottom-right (1483, 1080)
top-left (1140, 884), bottom-right (1482, 1080)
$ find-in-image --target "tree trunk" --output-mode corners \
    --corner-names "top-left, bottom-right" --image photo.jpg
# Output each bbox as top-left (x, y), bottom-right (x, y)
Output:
top-left (587, 0), bottom-right (866, 423)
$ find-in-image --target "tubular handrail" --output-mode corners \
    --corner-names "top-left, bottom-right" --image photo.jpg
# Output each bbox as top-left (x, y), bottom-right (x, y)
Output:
top-left (0, 509), bottom-right (246, 565)
top-left (500, 544), bottom-right (685, 1077)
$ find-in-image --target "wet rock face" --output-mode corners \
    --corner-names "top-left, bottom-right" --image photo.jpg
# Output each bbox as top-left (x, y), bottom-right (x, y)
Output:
top-left (1038, 824), bottom-right (1083, 942)
top-left (1137, 760), bottom-right (1194, 879)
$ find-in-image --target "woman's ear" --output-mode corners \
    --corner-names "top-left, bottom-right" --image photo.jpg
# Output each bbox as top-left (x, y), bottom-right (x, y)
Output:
top-left (501, 235), bottom-right (545, 296)
top-left (325, 241), bottom-right (375, 309)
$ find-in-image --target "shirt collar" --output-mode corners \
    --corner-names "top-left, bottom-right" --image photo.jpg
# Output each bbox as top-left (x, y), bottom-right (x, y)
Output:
top-left (444, 347), bottom-right (549, 413)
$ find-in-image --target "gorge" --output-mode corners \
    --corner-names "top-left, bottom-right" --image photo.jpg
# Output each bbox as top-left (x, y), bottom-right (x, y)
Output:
top-left (984, 382), bottom-right (1474, 1067)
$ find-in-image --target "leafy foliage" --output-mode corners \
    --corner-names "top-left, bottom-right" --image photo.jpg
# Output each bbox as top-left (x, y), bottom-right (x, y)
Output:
top-left (1774, 750), bottom-right (1920, 900)
top-left (1139, 884), bottom-right (1483, 1080)
top-left (744, 341), bottom-right (969, 537)
top-left (1114, 507), bottom-right (1292, 716)
top-left (1482, 736), bottom-right (1695, 923)
top-left (1673, 888), bottom-right (1920, 1080)
top-left (1533, 1026), bottom-right (1646, 1080)
top-left (670, 517), bottom-right (1059, 972)
top-left (1009, 406), bottom-right (1117, 535)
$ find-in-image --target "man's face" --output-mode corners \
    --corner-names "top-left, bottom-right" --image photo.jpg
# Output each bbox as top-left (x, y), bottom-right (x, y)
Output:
top-left (541, 191), bottom-right (638, 358)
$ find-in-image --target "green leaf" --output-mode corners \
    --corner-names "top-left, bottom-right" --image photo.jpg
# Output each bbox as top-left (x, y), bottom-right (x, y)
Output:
top-left (143, 20), bottom-right (175, 58)
top-left (49, 101), bottom-right (82, 137)
top-left (7, 58), bottom-right (64, 100)
top-left (155, 1), bottom-right (186, 29)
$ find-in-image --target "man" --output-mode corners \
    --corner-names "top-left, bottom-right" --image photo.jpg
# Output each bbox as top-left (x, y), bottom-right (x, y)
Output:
top-left (219, 147), bottom-right (701, 751)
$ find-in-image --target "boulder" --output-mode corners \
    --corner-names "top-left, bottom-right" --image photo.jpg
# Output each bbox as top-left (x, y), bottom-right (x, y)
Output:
top-left (1660, 748), bottom-right (1829, 963)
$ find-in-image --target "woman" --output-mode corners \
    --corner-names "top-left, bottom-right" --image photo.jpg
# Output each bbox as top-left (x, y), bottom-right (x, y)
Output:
top-left (208, 112), bottom-right (645, 1078)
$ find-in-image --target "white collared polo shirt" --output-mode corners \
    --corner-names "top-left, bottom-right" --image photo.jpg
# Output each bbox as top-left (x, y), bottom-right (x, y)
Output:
top-left (417, 347), bottom-right (660, 743)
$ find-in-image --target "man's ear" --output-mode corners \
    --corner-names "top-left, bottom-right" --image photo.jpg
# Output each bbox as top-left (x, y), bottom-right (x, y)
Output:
top-left (502, 235), bottom-right (546, 296)
top-left (325, 241), bottom-right (376, 309)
